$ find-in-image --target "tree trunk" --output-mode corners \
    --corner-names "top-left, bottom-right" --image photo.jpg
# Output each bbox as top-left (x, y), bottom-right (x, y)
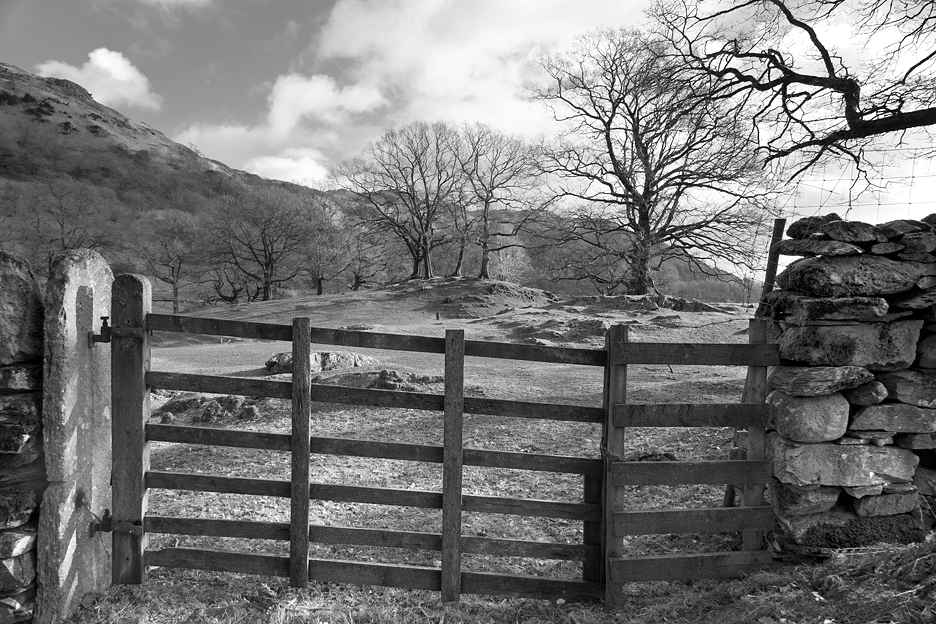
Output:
top-left (478, 243), bottom-right (490, 279)
top-left (628, 241), bottom-right (654, 295)
top-left (450, 236), bottom-right (466, 277)
top-left (352, 273), bottom-right (363, 291)
top-left (172, 284), bottom-right (180, 314)
top-left (316, 276), bottom-right (324, 296)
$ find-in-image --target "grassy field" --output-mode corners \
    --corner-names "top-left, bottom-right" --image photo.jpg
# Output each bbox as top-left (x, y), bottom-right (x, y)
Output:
top-left (66, 280), bottom-right (936, 623)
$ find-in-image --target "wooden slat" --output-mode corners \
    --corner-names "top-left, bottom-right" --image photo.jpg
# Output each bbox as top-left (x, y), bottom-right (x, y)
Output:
top-left (147, 313), bottom-right (606, 365)
top-left (603, 324), bottom-right (628, 608)
top-left (614, 403), bottom-right (771, 429)
top-left (464, 397), bottom-right (604, 423)
top-left (612, 460), bottom-right (770, 486)
top-left (310, 385), bottom-right (444, 411)
top-left (463, 341), bottom-right (605, 367)
top-left (147, 371), bottom-right (291, 399)
top-left (441, 330), bottom-right (465, 602)
top-left (462, 572), bottom-right (603, 601)
top-left (145, 516), bottom-right (289, 540)
top-left (146, 471), bottom-right (291, 497)
top-left (146, 424), bottom-right (290, 451)
top-left (311, 483), bottom-right (442, 508)
top-left (146, 315), bottom-right (292, 342)
top-left (111, 274), bottom-right (152, 585)
top-left (582, 474), bottom-right (601, 582)
top-left (744, 319), bottom-right (769, 551)
top-left (313, 437), bottom-right (444, 463)
top-left (146, 547), bottom-right (289, 577)
top-left (290, 317), bottom-right (312, 587)
top-left (611, 342), bottom-right (779, 367)
top-left (613, 506), bottom-right (775, 536)
top-left (464, 536), bottom-right (589, 561)
top-left (463, 495), bottom-right (600, 521)
top-left (609, 551), bottom-right (774, 583)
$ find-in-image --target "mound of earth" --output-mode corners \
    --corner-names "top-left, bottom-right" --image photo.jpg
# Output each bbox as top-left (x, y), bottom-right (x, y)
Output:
top-left (265, 351), bottom-right (379, 374)
top-left (151, 393), bottom-right (261, 424)
top-left (438, 282), bottom-right (559, 319)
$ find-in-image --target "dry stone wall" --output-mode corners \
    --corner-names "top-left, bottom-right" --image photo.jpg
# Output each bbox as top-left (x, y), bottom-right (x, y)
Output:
top-left (0, 253), bottom-right (46, 623)
top-left (764, 214), bottom-right (936, 547)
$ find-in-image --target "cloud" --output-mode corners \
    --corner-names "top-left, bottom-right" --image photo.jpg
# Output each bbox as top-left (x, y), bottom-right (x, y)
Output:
top-left (175, 73), bottom-right (387, 180)
top-left (114, 0), bottom-right (212, 8)
top-left (179, 0), bottom-right (648, 184)
top-left (36, 48), bottom-right (164, 111)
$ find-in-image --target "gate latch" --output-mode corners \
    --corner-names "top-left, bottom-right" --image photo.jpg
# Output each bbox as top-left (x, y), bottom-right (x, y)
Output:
top-left (90, 509), bottom-right (143, 537)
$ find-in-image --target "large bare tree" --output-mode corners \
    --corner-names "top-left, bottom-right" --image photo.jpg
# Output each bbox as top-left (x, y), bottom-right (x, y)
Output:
top-left (138, 209), bottom-right (203, 313)
top-left (333, 121), bottom-right (463, 279)
top-left (532, 28), bottom-right (778, 295)
top-left (458, 122), bottom-right (550, 279)
top-left (209, 186), bottom-right (312, 301)
top-left (653, 0), bottom-right (936, 174)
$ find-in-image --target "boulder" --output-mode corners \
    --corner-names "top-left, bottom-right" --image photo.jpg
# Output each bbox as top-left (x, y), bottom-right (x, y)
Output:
top-left (841, 381), bottom-right (888, 406)
top-left (853, 491), bottom-right (919, 517)
top-left (0, 253), bottom-right (43, 366)
top-left (787, 214), bottom-right (842, 239)
top-left (899, 231), bottom-right (936, 253)
top-left (0, 487), bottom-right (35, 530)
top-left (821, 220), bottom-right (887, 243)
top-left (0, 394), bottom-right (40, 428)
top-left (776, 255), bottom-right (921, 298)
top-left (767, 390), bottom-right (849, 443)
top-left (774, 238), bottom-right (864, 257)
top-left (850, 403), bottom-right (936, 433)
top-left (918, 276), bottom-right (936, 290)
top-left (761, 292), bottom-right (890, 324)
top-left (897, 253), bottom-right (936, 263)
top-left (768, 433), bottom-right (919, 487)
top-left (878, 369), bottom-right (936, 407)
top-left (879, 219), bottom-right (929, 239)
top-left (767, 366), bottom-right (873, 396)
top-left (870, 242), bottom-right (904, 255)
top-left (779, 321), bottom-right (922, 371)
top-left (265, 351), bottom-right (379, 374)
top-left (0, 551), bottom-right (34, 592)
top-left (847, 431), bottom-right (893, 446)
top-left (770, 481), bottom-right (841, 516)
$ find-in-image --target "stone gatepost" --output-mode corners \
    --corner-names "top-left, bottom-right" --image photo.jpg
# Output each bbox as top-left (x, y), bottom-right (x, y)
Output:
top-left (36, 251), bottom-right (113, 624)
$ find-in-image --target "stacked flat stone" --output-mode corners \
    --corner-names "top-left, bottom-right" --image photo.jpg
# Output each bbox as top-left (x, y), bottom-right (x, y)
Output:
top-left (0, 253), bottom-right (46, 623)
top-left (763, 214), bottom-right (936, 547)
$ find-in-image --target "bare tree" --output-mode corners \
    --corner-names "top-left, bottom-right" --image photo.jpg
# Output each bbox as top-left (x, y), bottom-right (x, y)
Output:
top-left (209, 186), bottom-right (312, 301)
top-left (532, 28), bottom-right (779, 295)
top-left (458, 122), bottom-right (550, 279)
top-left (333, 121), bottom-right (463, 279)
top-left (138, 210), bottom-right (203, 313)
top-left (653, 0), bottom-right (936, 175)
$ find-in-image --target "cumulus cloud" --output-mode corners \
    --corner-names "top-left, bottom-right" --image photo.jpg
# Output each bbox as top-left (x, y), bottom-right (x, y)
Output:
top-left (175, 73), bottom-right (387, 180)
top-left (36, 48), bottom-right (164, 111)
top-left (179, 0), bottom-right (646, 183)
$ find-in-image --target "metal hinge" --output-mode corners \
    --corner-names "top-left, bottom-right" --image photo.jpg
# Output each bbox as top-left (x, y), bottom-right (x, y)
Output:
top-left (90, 509), bottom-right (143, 537)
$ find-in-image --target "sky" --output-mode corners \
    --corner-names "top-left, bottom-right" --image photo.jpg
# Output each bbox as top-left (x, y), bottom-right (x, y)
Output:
top-left (0, 0), bottom-right (934, 227)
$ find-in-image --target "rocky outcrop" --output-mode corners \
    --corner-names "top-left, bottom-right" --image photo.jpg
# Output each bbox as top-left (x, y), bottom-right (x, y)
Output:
top-left (265, 351), bottom-right (379, 374)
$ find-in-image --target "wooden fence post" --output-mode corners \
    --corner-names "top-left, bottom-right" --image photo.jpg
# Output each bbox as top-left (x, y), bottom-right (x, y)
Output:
top-left (290, 317), bottom-right (312, 587)
top-left (602, 325), bottom-right (628, 610)
top-left (441, 329), bottom-right (465, 602)
top-left (111, 275), bottom-right (152, 584)
top-left (582, 474), bottom-right (602, 582)
top-left (743, 318), bottom-right (768, 551)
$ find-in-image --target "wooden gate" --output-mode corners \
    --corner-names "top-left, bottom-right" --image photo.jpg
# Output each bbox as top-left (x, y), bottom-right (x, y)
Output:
top-left (602, 319), bottom-right (779, 608)
top-left (107, 274), bottom-right (777, 606)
